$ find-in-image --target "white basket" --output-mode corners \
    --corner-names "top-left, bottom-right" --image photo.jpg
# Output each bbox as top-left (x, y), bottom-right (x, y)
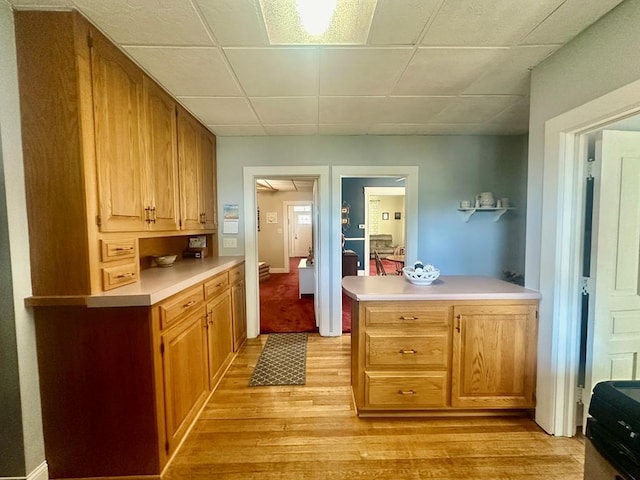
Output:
top-left (402, 263), bottom-right (440, 285)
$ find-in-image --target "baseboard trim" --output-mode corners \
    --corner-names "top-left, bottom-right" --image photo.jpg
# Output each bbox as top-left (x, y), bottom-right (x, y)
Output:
top-left (1, 460), bottom-right (49, 480)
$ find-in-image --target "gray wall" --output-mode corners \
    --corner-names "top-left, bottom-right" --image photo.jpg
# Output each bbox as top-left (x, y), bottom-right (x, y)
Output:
top-left (0, 2), bottom-right (46, 477)
top-left (218, 134), bottom-right (528, 278)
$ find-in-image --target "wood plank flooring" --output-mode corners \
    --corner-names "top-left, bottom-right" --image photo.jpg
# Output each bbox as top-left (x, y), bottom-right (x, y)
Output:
top-left (163, 334), bottom-right (585, 480)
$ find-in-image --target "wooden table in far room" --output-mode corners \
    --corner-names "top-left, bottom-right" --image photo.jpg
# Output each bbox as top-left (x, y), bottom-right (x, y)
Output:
top-left (385, 255), bottom-right (405, 274)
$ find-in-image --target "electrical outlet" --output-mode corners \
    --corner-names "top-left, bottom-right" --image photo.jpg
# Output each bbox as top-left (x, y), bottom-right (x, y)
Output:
top-left (223, 237), bottom-right (237, 248)
top-left (358, 224), bottom-right (365, 229)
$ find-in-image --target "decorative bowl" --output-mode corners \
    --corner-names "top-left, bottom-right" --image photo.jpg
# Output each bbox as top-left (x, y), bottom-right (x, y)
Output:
top-left (403, 262), bottom-right (440, 285)
top-left (152, 254), bottom-right (177, 268)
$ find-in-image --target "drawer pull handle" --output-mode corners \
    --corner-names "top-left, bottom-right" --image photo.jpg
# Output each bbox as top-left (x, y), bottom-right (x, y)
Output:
top-left (183, 300), bottom-right (197, 308)
top-left (113, 247), bottom-right (134, 252)
top-left (399, 315), bottom-right (418, 320)
top-left (116, 272), bottom-right (135, 279)
top-left (399, 349), bottom-right (417, 355)
top-left (398, 390), bottom-right (416, 396)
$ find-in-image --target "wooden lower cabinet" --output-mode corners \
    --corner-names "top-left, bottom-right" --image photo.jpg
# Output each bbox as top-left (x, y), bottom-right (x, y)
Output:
top-left (230, 264), bottom-right (247, 351)
top-left (205, 289), bottom-right (234, 389)
top-left (351, 299), bottom-right (538, 416)
top-left (161, 307), bottom-right (209, 454)
top-left (32, 263), bottom-right (245, 479)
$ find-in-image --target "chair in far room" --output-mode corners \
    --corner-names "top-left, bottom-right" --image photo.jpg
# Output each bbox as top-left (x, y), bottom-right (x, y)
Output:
top-left (373, 250), bottom-right (387, 276)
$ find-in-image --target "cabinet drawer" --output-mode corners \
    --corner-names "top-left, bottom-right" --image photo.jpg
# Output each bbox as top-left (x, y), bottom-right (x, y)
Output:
top-left (102, 262), bottom-right (138, 290)
top-left (366, 372), bottom-right (448, 408)
top-left (365, 304), bottom-right (450, 328)
top-left (229, 265), bottom-right (244, 284)
top-left (366, 333), bottom-right (449, 369)
top-left (204, 272), bottom-right (229, 299)
top-left (159, 285), bottom-right (204, 329)
top-left (101, 238), bottom-right (137, 262)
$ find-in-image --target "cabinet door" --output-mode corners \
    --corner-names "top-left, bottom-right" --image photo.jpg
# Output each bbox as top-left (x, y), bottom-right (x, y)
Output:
top-left (231, 280), bottom-right (246, 352)
top-left (91, 30), bottom-right (146, 232)
top-left (143, 77), bottom-right (179, 231)
top-left (205, 289), bottom-right (233, 389)
top-left (451, 304), bottom-right (537, 409)
top-left (200, 128), bottom-right (217, 230)
top-left (177, 109), bottom-right (203, 230)
top-left (161, 308), bottom-right (208, 454)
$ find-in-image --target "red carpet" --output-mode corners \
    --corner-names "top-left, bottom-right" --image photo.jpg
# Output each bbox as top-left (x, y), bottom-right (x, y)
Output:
top-left (259, 258), bottom-right (317, 334)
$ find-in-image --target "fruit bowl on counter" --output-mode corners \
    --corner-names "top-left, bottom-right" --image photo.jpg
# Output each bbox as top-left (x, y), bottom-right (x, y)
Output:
top-left (403, 261), bottom-right (440, 285)
top-left (152, 254), bottom-right (177, 268)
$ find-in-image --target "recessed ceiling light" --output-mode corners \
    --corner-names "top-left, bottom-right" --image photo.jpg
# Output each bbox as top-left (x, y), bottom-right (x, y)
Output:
top-left (258, 0), bottom-right (377, 45)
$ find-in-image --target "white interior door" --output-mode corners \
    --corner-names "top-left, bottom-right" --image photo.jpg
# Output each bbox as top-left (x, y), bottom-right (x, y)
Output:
top-left (586, 130), bottom-right (640, 413)
top-left (288, 204), bottom-right (313, 258)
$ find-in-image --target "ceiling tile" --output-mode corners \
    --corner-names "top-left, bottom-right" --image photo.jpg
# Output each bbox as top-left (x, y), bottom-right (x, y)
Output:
top-left (421, 0), bottom-right (564, 46)
top-left (382, 96), bottom-right (453, 123)
top-left (320, 48), bottom-right (413, 95)
top-left (196, 0), bottom-right (269, 46)
top-left (73, 0), bottom-right (214, 46)
top-left (487, 98), bottom-right (530, 127)
top-left (178, 97), bottom-right (259, 125)
top-left (10, 0), bottom-right (72, 6)
top-left (464, 45), bottom-right (558, 95)
top-left (224, 47), bottom-right (319, 96)
top-left (319, 97), bottom-right (386, 124)
top-left (367, 0), bottom-right (440, 45)
top-left (208, 124), bottom-right (266, 136)
top-left (431, 96), bottom-right (520, 124)
top-left (263, 124), bottom-right (319, 135)
top-left (521, 0), bottom-right (625, 45)
top-left (393, 47), bottom-right (507, 95)
top-left (124, 46), bottom-right (241, 96)
top-left (250, 97), bottom-right (318, 124)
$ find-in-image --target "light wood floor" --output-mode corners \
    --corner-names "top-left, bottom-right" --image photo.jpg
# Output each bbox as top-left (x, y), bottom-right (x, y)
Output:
top-left (163, 334), bottom-right (585, 479)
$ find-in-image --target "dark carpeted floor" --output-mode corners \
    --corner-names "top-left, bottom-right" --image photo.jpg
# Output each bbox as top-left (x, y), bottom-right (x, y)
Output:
top-left (260, 257), bottom-right (397, 334)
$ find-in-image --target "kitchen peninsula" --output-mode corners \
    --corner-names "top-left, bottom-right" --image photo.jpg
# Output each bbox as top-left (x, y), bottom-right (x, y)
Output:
top-left (343, 275), bottom-right (540, 416)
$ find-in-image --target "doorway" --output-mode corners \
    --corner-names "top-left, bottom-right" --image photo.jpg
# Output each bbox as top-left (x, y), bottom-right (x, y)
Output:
top-left (536, 79), bottom-right (640, 437)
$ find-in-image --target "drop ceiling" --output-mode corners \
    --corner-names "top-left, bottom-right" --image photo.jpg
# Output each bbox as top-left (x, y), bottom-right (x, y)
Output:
top-left (9, 0), bottom-right (626, 136)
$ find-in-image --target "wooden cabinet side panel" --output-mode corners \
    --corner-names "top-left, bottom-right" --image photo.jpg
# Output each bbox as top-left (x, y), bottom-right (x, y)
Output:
top-left (231, 280), bottom-right (247, 351)
top-left (14, 11), bottom-right (92, 295)
top-left (34, 306), bottom-right (160, 478)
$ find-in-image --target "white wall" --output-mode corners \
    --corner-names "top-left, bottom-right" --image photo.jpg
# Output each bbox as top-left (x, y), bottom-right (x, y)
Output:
top-left (0, 2), bottom-right (47, 478)
top-left (218, 134), bottom-right (528, 277)
top-left (527, 0), bottom-right (640, 434)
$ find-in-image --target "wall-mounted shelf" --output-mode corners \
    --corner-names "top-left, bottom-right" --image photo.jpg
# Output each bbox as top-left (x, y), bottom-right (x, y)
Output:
top-left (457, 207), bottom-right (514, 222)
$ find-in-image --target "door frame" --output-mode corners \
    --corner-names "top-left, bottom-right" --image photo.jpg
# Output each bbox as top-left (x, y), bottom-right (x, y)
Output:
top-left (244, 166), bottom-right (329, 339)
top-left (535, 78), bottom-right (640, 436)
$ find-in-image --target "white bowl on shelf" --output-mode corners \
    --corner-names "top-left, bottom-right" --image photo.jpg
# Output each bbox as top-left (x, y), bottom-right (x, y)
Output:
top-left (402, 262), bottom-right (440, 285)
top-left (152, 254), bottom-right (177, 268)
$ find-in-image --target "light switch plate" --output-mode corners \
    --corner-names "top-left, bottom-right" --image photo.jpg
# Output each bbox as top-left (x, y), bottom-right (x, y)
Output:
top-left (358, 224), bottom-right (365, 229)
top-left (223, 237), bottom-right (237, 248)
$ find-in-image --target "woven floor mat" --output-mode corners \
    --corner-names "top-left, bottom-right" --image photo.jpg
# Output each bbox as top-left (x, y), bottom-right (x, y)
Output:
top-left (249, 333), bottom-right (308, 386)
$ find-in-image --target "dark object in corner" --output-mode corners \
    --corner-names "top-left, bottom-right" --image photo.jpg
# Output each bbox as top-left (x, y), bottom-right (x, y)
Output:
top-left (503, 270), bottom-right (524, 286)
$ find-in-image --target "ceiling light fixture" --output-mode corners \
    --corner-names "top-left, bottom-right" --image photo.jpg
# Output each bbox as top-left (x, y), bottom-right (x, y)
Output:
top-left (259, 0), bottom-right (377, 45)
top-left (295, 0), bottom-right (337, 35)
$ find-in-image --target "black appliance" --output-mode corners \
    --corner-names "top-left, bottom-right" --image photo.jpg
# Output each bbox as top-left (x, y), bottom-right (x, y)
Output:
top-left (586, 381), bottom-right (640, 480)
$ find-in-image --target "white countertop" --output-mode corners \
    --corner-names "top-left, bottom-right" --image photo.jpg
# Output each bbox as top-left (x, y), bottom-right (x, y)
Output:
top-left (26, 256), bottom-right (245, 308)
top-left (342, 275), bottom-right (540, 302)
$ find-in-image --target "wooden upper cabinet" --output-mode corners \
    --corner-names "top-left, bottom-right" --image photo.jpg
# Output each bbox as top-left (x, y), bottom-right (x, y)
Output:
top-left (200, 129), bottom-right (217, 230)
top-left (177, 109), bottom-right (203, 230)
top-left (91, 30), bottom-right (146, 232)
top-left (177, 109), bottom-right (217, 231)
top-left (142, 78), bottom-right (180, 231)
top-left (451, 304), bottom-right (538, 409)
